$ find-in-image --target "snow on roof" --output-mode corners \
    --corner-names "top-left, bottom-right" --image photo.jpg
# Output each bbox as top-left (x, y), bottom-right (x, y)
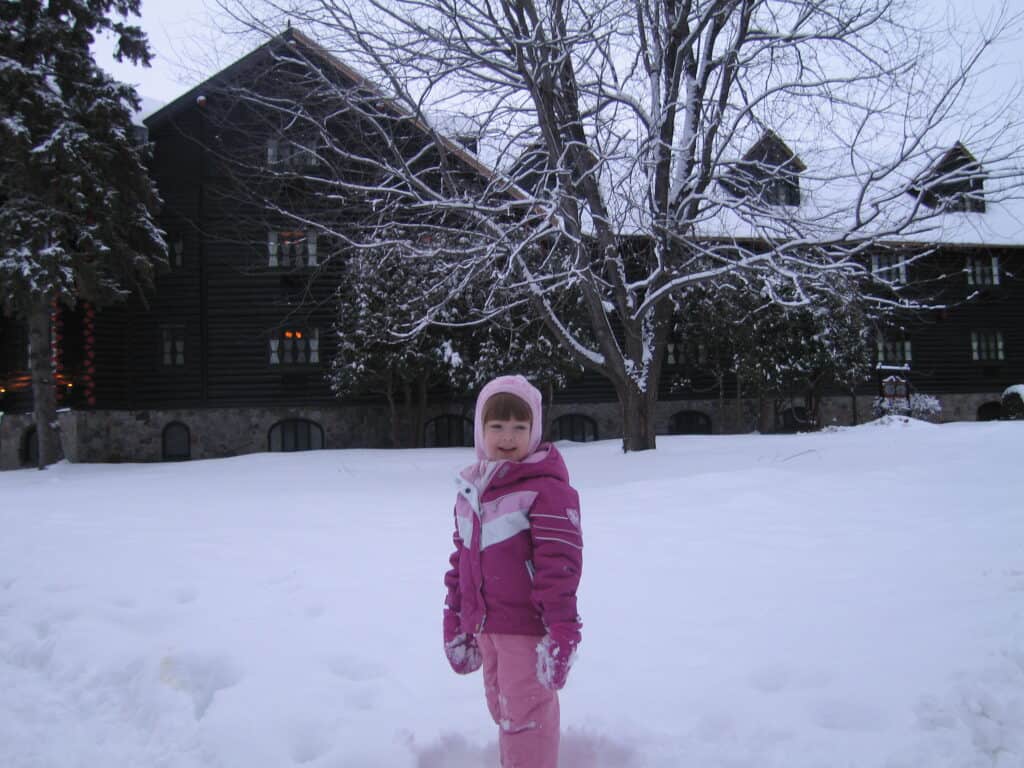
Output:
top-left (138, 16), bottom-right (1024, 250)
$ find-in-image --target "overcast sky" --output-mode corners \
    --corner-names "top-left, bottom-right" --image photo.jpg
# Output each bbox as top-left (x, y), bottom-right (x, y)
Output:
top-left (93, 0), bottom-right (1024, 113)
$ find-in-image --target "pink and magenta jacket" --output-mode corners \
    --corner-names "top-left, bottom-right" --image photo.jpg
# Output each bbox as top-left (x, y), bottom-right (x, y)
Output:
top-left (444, 376), bottom-right (583, 637)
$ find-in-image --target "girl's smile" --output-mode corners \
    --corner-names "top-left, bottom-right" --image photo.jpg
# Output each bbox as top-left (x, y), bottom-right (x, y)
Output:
top-left (482, 418), bottom-right (532, 462)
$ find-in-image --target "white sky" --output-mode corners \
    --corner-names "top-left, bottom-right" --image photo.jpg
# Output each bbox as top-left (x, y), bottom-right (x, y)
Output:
top-left (92, 0), bottom-right (1024, 111)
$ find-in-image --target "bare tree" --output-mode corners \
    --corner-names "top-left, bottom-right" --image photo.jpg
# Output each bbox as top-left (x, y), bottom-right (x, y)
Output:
top-left (213, 0), bottom-right (1023, 450)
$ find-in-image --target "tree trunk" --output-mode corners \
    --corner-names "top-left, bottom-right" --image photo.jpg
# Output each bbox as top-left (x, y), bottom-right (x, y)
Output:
top-left (716, 371), bottom-right (725, 435)
top-left (758, 393), bottom-right (773, 434)
top-left (734, 370), bottom-right (744, 433)
top-left (414, 375), bottom-right (428, 448)
top-left (27, 296), bottom-right (61, 468)
top-left (401, 381), bottom-right (414, 448)
top-left (384, 374), bottom-right (400, 448)
top-left (618, 381), bottom-right (658, 452)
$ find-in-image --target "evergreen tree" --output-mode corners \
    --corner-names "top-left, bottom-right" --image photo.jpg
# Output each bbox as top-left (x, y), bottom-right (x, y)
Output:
top-left (0, 0), bottom-right (165, 467)
top-left (672, 274), bottom-right (872, 433)
top-left (331, 244), bottom-right (474, 448)
top-left (331, 241), bottom-right (582, 447)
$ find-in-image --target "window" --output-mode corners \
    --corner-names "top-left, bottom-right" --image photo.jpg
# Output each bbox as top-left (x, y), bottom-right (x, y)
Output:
top-left (1, 319), bottom-right (29, 371)
top-left (269, 328), bottom-right (320, 365)
top-left (965, 255), bottom-right (1000, 287)
top-left (267, 229), bottom-right (318, 268)
top-left (762, 177), bottom-right (801, 207)
top-left (268, 419), bottom-right (325, 452)
top-left (720, 131), bottom-right (804, 207)
top-left (21, 426), bottom-right (38, 467)
top-left (877, 336), bottom-right (912, 364)
top-left (668, 410), bottom-right (712, 435)
top-left (162, 326), bottom-right (185, 366)
top-left (162, 422), bottom-right (191, 461)
top-left (665, 341), bottom-right (706, 367)
top-left (871, 253), bottom-right (908, 284)
top-left (550, 414), bottom-right (599, 443)
top-left (911, 143), bottom-right (986, 213)
top-left (266, 135), bottom-right (322, 170)
top-left (777, 406), bottom-right (811, 433)
top-left (169, 234), bottom-right (184, 269)
top-left (977, 402), bottom-right (1001, 421)
top-left (424, 415), bottom-right (473, 448)
top-left (971, 330), bottom-right (1004, 362)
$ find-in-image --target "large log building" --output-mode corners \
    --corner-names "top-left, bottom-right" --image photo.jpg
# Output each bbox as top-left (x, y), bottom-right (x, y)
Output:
top-left (1, 30), bottom-right (1021, 468)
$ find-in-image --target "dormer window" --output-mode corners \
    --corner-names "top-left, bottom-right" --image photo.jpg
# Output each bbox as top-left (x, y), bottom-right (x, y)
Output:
top-left (720, 131), bottom-right (804, 207)
top-left (509, 140), bottom-right (557, 197)
top-left (910, 142), bottom-right (986, 213)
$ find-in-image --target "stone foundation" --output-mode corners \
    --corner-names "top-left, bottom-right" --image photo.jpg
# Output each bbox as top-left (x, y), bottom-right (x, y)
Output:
top-left (935, 392), bottom-right (1005, 422)
top-left (0, 390), bottom-right (1012, 469)
top-left (0, 412), bottom-right (36, 470)
top-left (1, 405), bottom-right (394, 470)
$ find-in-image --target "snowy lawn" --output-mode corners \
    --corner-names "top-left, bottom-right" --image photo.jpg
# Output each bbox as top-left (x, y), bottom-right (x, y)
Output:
top-left (1, 418), bottom-right (1022, 768)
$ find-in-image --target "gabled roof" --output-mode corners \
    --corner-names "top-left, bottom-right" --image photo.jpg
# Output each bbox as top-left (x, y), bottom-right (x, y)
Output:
top-left (144, 28), bottom-right (516, 195)
top-left (742, 130), bottom-right (806, 173)
top-left (907, 142), bottom-right (986, 212)
top-left (719, 130), bottom-right (805, 202)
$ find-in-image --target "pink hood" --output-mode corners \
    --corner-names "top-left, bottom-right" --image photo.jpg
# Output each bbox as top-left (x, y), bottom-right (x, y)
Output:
top-left (473, 375), bottom-right (544, 460)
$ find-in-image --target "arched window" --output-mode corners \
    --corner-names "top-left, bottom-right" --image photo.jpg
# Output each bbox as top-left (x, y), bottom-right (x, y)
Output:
top-left (424, 415), bottom-right (473, 448)
top-left (268, 419), bottom-right (325, 452)
top-left (162, 422), bottom-right (191, 461)
top-left (669, 410), bottom-right (711, 435)
top-left (21, 426), bottom-right (38, 467)
top-left (550, 414), bottom-right (599, 443)
top-left (777, 406), bottom-right (811, 433)
top-left (977, 402), bottom-right (1002, 422)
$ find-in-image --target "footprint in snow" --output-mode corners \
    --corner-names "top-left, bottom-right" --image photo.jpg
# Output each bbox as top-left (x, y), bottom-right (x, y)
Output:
top-left (159, 651), bottom-right (243, 720)
top-left (414, 733), bottom-right (499, 768)
top-left (914, 694), bottom-right (957, 731)
top-left (288, 720), bottom-right (334, 764)
top-left (327, 655), bottom-right (386, 682)
top-left (559, 728), bottom-right (642, 767)
top-left (748, 664), bottom-right (792, 693)
top-left (809, 697), bottom-right (886, 731)
top-left (173, 586), bottom-right (199, 605)
top-left (748, 664), bottom-right (832, 693)
top-left (414, 729), bottom-right (639, 768)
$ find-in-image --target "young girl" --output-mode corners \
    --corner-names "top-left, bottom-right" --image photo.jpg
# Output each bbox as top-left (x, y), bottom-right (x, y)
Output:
top-left (443, 375), bottom-right (583, 768)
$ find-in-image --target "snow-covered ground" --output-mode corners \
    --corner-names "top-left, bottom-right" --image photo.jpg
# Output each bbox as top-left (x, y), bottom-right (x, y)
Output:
top-left (1, 418), bottom-right (1022, 768)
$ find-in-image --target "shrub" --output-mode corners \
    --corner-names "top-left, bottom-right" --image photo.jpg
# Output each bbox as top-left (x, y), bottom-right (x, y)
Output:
top-left (1002, 386), bottom-right (1024, 420)
top-left (873, 392), bottom-right (943, 421)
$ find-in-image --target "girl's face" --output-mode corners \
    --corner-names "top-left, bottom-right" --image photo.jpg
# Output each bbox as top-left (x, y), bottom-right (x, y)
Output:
top-left (482, 418), bottom-right (532, 462)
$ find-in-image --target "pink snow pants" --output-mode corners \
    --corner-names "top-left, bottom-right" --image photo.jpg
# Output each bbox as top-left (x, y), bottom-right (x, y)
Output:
top-left (478, 633), bottom-right (560, 768)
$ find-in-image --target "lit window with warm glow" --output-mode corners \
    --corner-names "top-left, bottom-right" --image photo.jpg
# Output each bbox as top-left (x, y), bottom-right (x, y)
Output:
top-left (269, 328), bottom-right (320, 365)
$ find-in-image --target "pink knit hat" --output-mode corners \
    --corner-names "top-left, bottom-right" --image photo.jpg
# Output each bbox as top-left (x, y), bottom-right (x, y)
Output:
top-left (473, 375), bottom-right (544, 460)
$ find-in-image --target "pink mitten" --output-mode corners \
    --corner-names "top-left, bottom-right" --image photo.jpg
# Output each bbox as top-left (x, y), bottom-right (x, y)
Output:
top-left (443, 609), bottom-right (482, 675)
top-left (536, 622), bottom-right (581, 690)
